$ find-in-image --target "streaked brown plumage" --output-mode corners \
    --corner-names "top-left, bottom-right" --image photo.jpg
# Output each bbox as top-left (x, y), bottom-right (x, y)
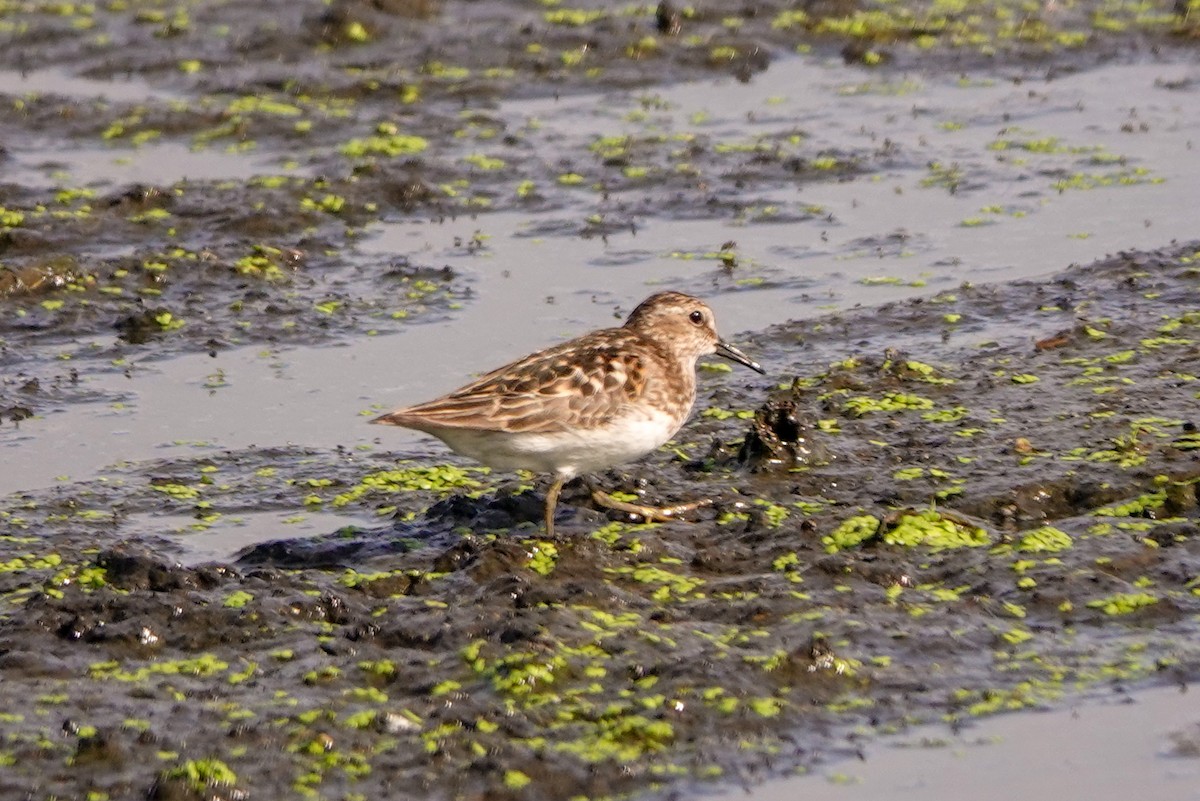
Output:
top-left (373, 291), bottom-right (764, 535)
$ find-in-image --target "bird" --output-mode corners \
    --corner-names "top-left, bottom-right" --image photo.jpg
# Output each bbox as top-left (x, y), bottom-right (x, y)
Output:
top-left (372, 291), bottom-right (764, 537)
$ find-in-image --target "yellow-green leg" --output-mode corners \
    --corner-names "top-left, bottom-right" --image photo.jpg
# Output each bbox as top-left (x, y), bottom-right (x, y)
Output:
top-left (588, 484), bottom-right (714, 523)
top-left (544, 475), bottom-right (566, 538)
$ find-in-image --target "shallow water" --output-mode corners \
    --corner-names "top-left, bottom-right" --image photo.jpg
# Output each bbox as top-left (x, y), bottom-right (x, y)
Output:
top-left (730, 683), bottom-right (1200, 801)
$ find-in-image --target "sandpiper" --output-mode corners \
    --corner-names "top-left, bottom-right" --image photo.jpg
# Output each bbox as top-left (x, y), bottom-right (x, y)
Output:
top-left (372, 291), bottom-right (764, 536)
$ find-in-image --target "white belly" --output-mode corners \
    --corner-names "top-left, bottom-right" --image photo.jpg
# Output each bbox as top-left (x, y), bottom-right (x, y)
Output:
top-left (431, 408), bottom-right (683, 479)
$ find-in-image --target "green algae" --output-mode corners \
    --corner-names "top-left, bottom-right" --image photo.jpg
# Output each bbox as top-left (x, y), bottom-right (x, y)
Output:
top-left (885, 510), bottom-right (990, 550)
top-left (339, 133), bottom-right (429, 158)
top-left (223, 590), bottom-right (254, 608)
top-left (1086, 592), bottom-right (1159, 616)
top-left (163, 758), bottom-right (238, 791)
top-left (525, 541), bottom-right (559, 576)
top-left (823, 510), bottom-right (990, 553)
top-left (823, 515), bottom-right (881, 551)
top-left (89, 654), bottom-right (230, 682)
top-left (1015, 526), bottom-right (1073, 553)
top-left (330, 464), bottom-right (488, 508)
top-left (843, 392), bottom-right (935, 416)
top-left (608, 563), bottom-right (705, 601)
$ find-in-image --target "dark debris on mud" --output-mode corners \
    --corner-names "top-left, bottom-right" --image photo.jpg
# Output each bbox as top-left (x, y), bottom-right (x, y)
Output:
top-left (1, 243), bottom-right (1199, 800)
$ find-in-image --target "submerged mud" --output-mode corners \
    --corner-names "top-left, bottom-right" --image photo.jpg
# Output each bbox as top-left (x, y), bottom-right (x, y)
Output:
top-left (1, 244), bottom-right (1198, 800)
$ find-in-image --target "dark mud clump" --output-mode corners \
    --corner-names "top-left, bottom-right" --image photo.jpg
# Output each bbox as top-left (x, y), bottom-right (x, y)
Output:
top-left (1, 244), bottom-right (1198, 799)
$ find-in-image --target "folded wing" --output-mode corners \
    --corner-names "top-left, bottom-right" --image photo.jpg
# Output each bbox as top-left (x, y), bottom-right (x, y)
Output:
top-left (374, 331), bottom-right (650, 434)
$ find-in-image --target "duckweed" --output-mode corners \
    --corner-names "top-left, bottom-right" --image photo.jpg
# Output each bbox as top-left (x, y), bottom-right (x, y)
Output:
top-left (1086, 592), bottom-right (1159, 616)
top-left (1015, 526), bottom-right (1073, 553)
top-left (330, 465), bottom-right (487, 507)
top-left (843, 392), bottom-right (935, 416)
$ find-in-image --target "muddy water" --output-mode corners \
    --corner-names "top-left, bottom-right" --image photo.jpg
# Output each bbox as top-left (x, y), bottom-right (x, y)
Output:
top-left (2, 2), bottom-right (1200, 800)
top-left (726, 683), bottom-right (1200, 800)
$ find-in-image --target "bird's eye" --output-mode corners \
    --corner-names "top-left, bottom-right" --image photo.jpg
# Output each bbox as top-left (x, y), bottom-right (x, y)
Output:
top-left (689, 310), bottom-right (704, 325)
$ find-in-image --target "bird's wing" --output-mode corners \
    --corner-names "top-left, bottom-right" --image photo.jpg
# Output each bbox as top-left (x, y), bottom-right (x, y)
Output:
top-left (375, 330), bottom-right (651, 434)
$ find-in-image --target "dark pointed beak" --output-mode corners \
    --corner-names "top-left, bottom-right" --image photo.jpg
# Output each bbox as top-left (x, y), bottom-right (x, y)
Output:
top-left (715, 339), bottom-right (765, 374)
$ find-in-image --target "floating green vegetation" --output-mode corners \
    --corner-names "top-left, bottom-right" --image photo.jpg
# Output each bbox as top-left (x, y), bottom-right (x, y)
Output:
top-left (988, 134), bottom-right (1099, 154)
top-left (330, 464), bottom-right (487, 507)
top-left (0, 553), bottom-right (62, 573)
top-left (701, 407), bottom-right (754, 421)
top-left (589, 521), bottom-right (654, 548)
top-left (163, 759), bottom-right (238, 792)
top-left (893, 359), bottom-right (955, 384)
top-left (1094, 489), bottom-right (1166, 517)
top-left (234, 246), bottom-right (290, 281)
top-left (301, 194), bottom-right (346, 215)
top-left (89, 654), bottom-right (229, 682)
top-left (561, 46), bottom-right (589, 66)
top-left (223, 590), bottom-right (254, 608)
top-left (892, 466), bottom-right (955, 482)
top-left (462, 641), bottom-right (568, 701)
top-left (340, 132), bottom-right (429, 158)
top-left (1176, 431), bottom-right (1200, 451)
top-left (47, 562), bottom-right (108, 593)
top-left (626, 35), bottom-right (660, 58)
top-left (339, 567), bottom-right (428, 593)
top-left (922, 406), bottom-right (968, 423)
top-left (843, 392), bottom-right (934, 416)
top-left (884, 510), bottom-right (990, 550)
top-left (423, 60), bottom-right (471, 80)
top-left (544, 8), bottom-right (606, 26)
top-left (1084, 432), bottom-right (1150, 469)
top-left (525, 541), bottom-right (558, 576)
top-left (1052, 167), bottom-right (1161, 192)
top-left (608, 563), bottom-right (705, 601)
top-left (769, 1), bottom-right (1164, 55)
top-left (150, 481), bottom-right (202, 500)
top-left (0, 206), bottom-right (27, 228)
top-left (464, 153), bottom-right (506, 171)
top-left (823, 510), bottom-right (990, 553)
top-left (822, 515), bottom-right (880, 551)
top-left (504, 770), bottom-right (532, 790)
top-left (1086, 592), bottom-right (1159, 616)
top-left (922, 161), bottom-right (964, 192)
top-left (552, 712), bottom-right (676, 763)
top-left (771, 9), bottom-right (811, 30)
top-left (951, 681), bottom-right (1062, 719)
top-left (1014, 526), bottom-right (1072, 553)
top-left (226, 96), bottom-right (302, 117)
top-left (837, 77), bottom-right (924, 96)
top-left (754, 499), bottom-right (790, 528)
top-left (343, 709), bottom-right (378, 730)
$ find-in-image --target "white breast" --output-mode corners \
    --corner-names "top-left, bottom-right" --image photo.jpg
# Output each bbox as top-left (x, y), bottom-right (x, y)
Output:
top-left (431, 406), bottom-right (684, 480)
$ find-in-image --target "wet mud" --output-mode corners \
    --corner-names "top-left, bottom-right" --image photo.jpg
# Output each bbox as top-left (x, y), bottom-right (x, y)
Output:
top-left (2, 1), bottom-right (1200, 799)
top-left (2, 243), bottom-right (1199, 800)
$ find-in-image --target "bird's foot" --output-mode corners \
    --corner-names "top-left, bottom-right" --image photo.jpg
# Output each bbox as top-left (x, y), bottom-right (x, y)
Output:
top-left (589, 487), bottom-right (713, 523)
